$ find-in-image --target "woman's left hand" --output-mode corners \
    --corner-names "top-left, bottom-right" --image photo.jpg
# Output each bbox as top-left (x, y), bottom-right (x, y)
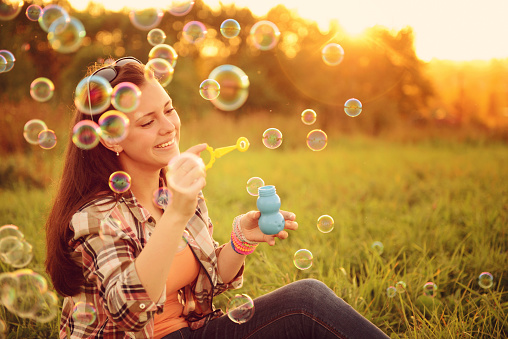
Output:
top-left (240, 210), bottom-right (298, 246)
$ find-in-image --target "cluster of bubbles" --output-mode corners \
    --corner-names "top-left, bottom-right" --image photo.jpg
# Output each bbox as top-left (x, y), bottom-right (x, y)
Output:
top-left (23, 119), bottom-right (57, 150)
top-left (0, 225), bottom-right (33, 268)
top-left (0, 50), bottom-right (15, 74)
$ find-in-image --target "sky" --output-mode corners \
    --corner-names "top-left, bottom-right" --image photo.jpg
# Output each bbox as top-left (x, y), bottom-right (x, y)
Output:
top-left (66, 0), bottom-right (508, 62)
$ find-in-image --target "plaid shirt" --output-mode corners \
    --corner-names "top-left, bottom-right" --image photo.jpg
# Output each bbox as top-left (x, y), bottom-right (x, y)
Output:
top-left (61, 191), bottom-right (244, 338)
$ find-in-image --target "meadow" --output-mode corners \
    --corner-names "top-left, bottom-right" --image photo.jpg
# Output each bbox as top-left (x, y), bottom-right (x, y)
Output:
top-left (0, 112), bottom-right (507, 338)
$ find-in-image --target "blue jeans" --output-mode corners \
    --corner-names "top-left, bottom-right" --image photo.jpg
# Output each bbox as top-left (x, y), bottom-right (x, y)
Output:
top-left (162, 279), bottom-right (389, 339)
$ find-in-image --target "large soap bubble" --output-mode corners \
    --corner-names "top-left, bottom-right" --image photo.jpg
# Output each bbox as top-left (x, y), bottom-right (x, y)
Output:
top-left (208, 65), bottom-right (249, 111)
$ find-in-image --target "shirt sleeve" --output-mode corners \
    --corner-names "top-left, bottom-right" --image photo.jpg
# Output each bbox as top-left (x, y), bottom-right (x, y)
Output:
top-left (70, 211), bottom-right (166, 332)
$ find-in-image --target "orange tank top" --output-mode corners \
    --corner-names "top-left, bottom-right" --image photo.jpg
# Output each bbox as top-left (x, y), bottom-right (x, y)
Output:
top-left (153, 244), bottom-right (200, 339)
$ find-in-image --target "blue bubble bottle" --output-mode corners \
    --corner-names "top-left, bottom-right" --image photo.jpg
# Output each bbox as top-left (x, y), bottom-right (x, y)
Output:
top-left (257, 185), bottom-right (285, 235)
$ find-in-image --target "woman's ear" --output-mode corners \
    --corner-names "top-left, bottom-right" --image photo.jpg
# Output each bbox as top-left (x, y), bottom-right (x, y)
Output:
top-left (99, 137), bottom-right (123, 155)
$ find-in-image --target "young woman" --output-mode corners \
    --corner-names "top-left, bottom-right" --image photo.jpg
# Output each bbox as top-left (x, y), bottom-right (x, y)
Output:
top-left (45, 58), bottom-right (389, 338)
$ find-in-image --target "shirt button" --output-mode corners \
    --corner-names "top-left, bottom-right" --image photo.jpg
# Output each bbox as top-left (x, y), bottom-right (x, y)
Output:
top-left (139, 303), bottom-right (146, 309)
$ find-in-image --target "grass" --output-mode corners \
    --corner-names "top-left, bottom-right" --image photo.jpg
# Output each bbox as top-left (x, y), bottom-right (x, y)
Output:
top-left (0, 126), bottom-right (506, 338)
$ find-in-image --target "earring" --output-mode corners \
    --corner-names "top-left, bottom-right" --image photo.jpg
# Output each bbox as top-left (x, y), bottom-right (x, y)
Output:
top-left (116, 151), bottom-right (119, 157)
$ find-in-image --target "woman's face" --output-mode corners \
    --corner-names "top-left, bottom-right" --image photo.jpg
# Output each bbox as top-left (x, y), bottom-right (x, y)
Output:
top-left (117, 78), bottom-right (181, 172)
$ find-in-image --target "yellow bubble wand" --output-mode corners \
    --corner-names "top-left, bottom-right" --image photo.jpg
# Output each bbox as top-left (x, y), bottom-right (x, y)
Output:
top-left (204, 137), bottom-right (250, 170)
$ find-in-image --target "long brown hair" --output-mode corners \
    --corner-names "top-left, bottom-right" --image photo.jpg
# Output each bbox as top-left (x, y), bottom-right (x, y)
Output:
top-left (45, 62), bottom-right (147, 297)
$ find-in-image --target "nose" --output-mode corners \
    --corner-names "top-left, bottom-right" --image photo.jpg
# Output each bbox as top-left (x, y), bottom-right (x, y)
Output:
top-left (159, 113), bottom-right (175, 135)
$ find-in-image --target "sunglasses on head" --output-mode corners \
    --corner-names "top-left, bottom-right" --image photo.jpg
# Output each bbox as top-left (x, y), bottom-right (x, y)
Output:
top-left (90, 56), bottom-right (142, 83)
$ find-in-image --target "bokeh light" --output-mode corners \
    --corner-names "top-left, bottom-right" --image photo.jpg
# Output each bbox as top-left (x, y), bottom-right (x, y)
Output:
top-left (72, 120), bottom-right (101, 150)
top-left (199, 79), bottom-right (220, 100)
top-left (23, 119), bottom-right (47, 145)
top-left (306, 129), bottom-right (327, 151)
top-left (322, 43), bottom-right (345, 66)
top-left (246, 177), bottom-right (265, 196)
top-left (208, 64), bottom-right (250, 111)
top-left (109, 171), bottom-right (131, 194)
top-left (182, 21), bottom-right (207, 44)
top-left (37, 129), bottom-right (57, 149)
top-left (249, 20), bottom-right (280, 51)
top-left (129, 8), bottom-right (163, 31)
top-left (301, 109), bottom-right (317, 125)
top-left (262, 128), bottom-right (283, 149)
top-left (317, 215), bottom-right (334, 233)
top-left (98, 110), bottom-right (130, 144)
top-left (220, 19), bottom-right (241, 38)
top-left (111, 82), bottom-right (141, 113)
top-left (344, 98), bottom-right (363, 117)
top-left (293, 249), bottom-right (313, 270)
top-left (147, 28), bottom-right (166, 46)
top-left (227, 294), bottom-right (255, 324)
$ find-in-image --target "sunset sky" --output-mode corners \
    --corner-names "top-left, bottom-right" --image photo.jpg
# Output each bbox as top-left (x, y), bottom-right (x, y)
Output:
top-left (63, 0), bottom-right (508, 62)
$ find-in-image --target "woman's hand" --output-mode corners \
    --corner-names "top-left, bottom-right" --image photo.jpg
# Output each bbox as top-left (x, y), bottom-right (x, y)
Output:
top-left (240, 210), bottom-right (298, 246)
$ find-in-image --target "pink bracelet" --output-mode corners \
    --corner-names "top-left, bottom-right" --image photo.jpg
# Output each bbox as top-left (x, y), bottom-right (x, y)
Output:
top-left (230, 215), bottom-right (258, 255)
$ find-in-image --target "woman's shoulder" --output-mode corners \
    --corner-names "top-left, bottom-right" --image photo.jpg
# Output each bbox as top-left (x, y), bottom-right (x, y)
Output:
top-left (70, 195), bottom-right (119, 238)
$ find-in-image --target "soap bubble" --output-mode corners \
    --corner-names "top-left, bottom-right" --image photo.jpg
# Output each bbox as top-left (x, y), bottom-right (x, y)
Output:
top-left (38, 129), bottom-right (57, 150)
top-left (0, 0), bottom-right (23, 21)
top-left (99, 218), bottom-right (122, 242)
top-left (306, 129), bottom-right (327, 151)
top-left (249, 20), bottom-right (280, 51)
top-left (168, 153), bottom-right (205, 194)
top-left (23, 119), bottom-right (48, 145)
top-left (322, 43), bottom-right (344, 66)
top-left (317, 215), bottom-right (334, 233)
top-left (0, 224), bottom-right (24, 240)
top-left (227, 294), bottom-right (255, 324)
top-left (148, 44), bottom-right (178, 68)
top-left (72, 120), bottom-right (101, 150)
top-left (111, 82), bottom-right (141, 113)
top-left (246, 177), bottom-right (264, 196)
top-left (30, 77), bottom-right (54, 102)
top-left (38, 4), bottom-right (70, 33)
top-left (98, 110), bottom-right (130, 144)
top-left (167, 0), bottom-right (195, 16)
top-left (176, 230), bottom-right (189, 252)
top-left (74, 75), bottom-right (113, 115)
top-left (25, 4), bottom-right (42, 21)
top-left (153, 187), bottom-right (172, 209)
top-left (144, 58), bottom-right (174, 87)
top-left (478, 272), bottom-right (493, 289)
top-left (301, 109), bottom-right (317, 125)
top-left (262, 128), bottom-right (283, 149)
top-left (72, 302), bottom-right (97, 325)
top-left (199, 79), bottom-right (220, 100)
top-left (220, 19), bottom-right (240, 38)
top-left (31, 290), bottom-right (59, 323)
top-left (147, 28), bottom-right (166, 46)
top-left (47, 16), bottom-right (86, 54)
top-left (386, 286), bottom-right (397, 298)
top-left (0, 236), bottom-right (33, 268)
top-left (423, 282), bottom-right (437, 297)
top-left (396, 281), bottom-right (406, 294)
top-left (344, 98), bottom-right (362, 117)
top-left (371, 241), bottom-right (384, 255)
top-left (208, 64), bottom-right (249, 111)
top-left (293, 249), bottom-right (313, 270)
top-left (0, 55), bottom-right (7, 73)
top-left (3, 269), bottom-right (48, 318)
top-left (129, 8), bottom-right (163, 31)
top-left (109, 171), bottom-right (131, 194)
top-left (182, 21), bottom-right (207, 44)
top-left (0, 50), bottom-right (15, 73)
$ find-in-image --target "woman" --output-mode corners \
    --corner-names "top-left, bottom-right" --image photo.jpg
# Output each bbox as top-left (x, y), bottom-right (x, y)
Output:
top-left (45, 58), bottom-right (389, 338)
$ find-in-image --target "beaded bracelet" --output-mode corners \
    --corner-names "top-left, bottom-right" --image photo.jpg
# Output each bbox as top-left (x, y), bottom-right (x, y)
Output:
top-left (230, 215), bottom-right (258, 255)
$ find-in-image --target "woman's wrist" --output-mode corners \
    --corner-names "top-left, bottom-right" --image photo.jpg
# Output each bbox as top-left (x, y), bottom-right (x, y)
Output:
top-left (230, 214), bottom-right (258, 255)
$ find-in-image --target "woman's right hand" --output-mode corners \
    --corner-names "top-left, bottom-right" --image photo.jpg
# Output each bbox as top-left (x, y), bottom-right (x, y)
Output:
top-left (165, 144), bottom-right (207, 220)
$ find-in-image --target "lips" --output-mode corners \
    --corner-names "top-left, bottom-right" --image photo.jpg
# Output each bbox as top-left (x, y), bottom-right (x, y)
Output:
top-left (155, 139), bottom-right (175, 148)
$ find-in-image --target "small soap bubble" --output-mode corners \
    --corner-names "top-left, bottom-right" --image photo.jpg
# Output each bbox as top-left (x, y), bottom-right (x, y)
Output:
top-left (72, 120), bottom-right (101, 150)
top-left (322, 43), bottom-right (344, 66)
top-left (344, 98), bottom-right (362, 117)
top-left (109, 171), bottom-right (131, 194)
top-left (396, 281), bottom-right (407, 294)
top-left (306, 129), bottom-right (327, 151)
top-left (72, 302), bottom-right (97, 325)
top-left (0, 0), bottom-right (23, 21)
top-left (301, 109), bottom-right (317, 125)
top-left (98, 110), bottom-right (130, 144)
top-left (30, 77), bottom-right (54, 102)
top-left (423, 282), bottom-right (437, 297)
top-left (478, 272), bottom-right (494, 289)
top-left (0, 224), bottom-right (24, 240)
top-left (38, 4), bottom-right (70, 33)
top-left (0, 55), bottom-right (7, 73)
top-left (31, 290), bottom-right (59, 323)
top-left (0, 50), bottom-right (15, 73)
top-left (199, 79), bottom-right (220, 100)
top-left (262, 128), bottom-right (283, 149)
top-left (220, 19), bottom-right (241, 38)
top-left (38, 130), bottom-right (57, 150)
top-left (99, 218), bottom-right (122, 242)
top-left (23, 120), bottom-right (47, 145)
top-left (144, 58), bottom-right (174, 87)
top-left (74, 75), bottom-right (113, 115)
top-left (249, 20), bottom-right (280, 51)
top-left (371, 241), bottom-right (384, 255)
top-left (386, 286), bottom-right (397, 298)
top-left (227, 294), bottom-right (255, 324)
top-left (0, 236), bottom-right (33, 268)
top-left (26, 4), bottom-right (42, 21)
top-left (147, 28), bottom-right (166, 46)
top-left (153, 187), bottom-right (172, 209)
top-left (111, 82), bottom-right (141, 113)
top-left (48, 16), bottom-right (86, 54)
top-left (182, 21), bottom-right (207, 43)
top-left (317, 215), bottom-right (334, 233)
top-left (246, 177), bottom-right (265, 196)
top-left (208, 65), bottom-right (249, 111)
top-left (293, 249), bottom-right (313, 270)
top-left (148, 44), bottom-right (178, 68)
top-left (167, 0), bottom-right (195, 16)
top-left (129, 8), bottom-right (163, 31)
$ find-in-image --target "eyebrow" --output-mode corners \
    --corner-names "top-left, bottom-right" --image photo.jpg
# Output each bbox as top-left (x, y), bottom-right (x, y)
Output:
top-left (136, 100), bottom-right (172, 122)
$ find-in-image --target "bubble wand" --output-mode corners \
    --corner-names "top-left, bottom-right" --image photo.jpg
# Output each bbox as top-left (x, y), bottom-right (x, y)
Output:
top-left (204, 137), bottom-right (250, 170)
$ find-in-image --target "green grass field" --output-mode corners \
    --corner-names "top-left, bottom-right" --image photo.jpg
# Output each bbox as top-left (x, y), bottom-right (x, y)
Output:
top-left (0, 131), bottom-right (506, 338)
